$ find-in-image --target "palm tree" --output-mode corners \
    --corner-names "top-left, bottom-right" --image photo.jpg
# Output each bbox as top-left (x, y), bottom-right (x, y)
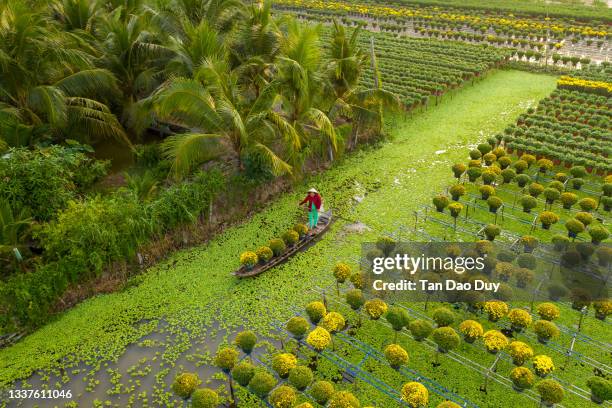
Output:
top-left (153, 60), bottom-right (299, 178)
top-left (0, 0), bottom-right (128, 149)
top-left (0, 200), bottom-right (32, 270)
top-left (277, 19), bottom-right (338, 165)
top-left (326, 20), bottom-right (400, 149)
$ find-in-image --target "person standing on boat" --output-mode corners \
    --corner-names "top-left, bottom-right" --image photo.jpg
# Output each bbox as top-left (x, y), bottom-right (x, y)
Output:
top-left (299, 188), bottom-right (322, 231)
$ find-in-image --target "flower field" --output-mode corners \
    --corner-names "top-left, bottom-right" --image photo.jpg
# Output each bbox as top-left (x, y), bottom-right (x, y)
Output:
top-left (1, 0), bottom-right (611, 406)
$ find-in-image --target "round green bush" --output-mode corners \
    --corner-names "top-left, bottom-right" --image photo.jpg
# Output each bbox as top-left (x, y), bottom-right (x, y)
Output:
top-left (539, 211), bottom-right (559, 228)
top-left (269, 385), bottom-right (296, 408)
top-left (536, 379), bottom-right (564, 405)
top-left (235, 330), bottom-right (257, 354)
top-left (589, 226), bottom-right (610, 244)
top-left (551, 235), bottom-right (570, 251)
top-left (248, 371), bottom-right (277, 397)
top-left (513, 160), bottom-right (528, 174)
top-left (575, 211), bottom-right (593, 226)
top-left (477, 143), bottom-right (492, 155)
top-left (482, 171), bottom-right (497, 184)
top-left (409, 319), bottom-right (433, 341)
top-left (231, 361), bottom-right (256, 386)
top-left (520, 195), bottom-right (538, 212)
top-left (293, 223), bottom-right (308, 237)
top-left (571, 177), bottom-right (584, 190)
top-left (548, 180), bottom-right (564, 192)
top-left (510, 367), bottom-right (535, 390)
top-left (346, 289), bottom-right (365, 310)
top-left (565, 218), bottom-right (585, 236)
top-left (432, 307), bottom-right (456, 327)
top-left (171, 372), bottom-right (201, 398)
top-left (384, 343), bottom-right (409, 368)
top-left (467, 167), bottom-right (482, 182)
top-left (496, 250), bottom-right (516, 262)
top-left (515, 174), bottom-right (531, 187)
top-left (560, 192), bottom-right (578, 209)
top-left (386, 305), bottom-right (410, 331)
top-left (578, 197), bottom-right (598, 212)
top-left (449, 184), bottom-right (466, 200)
top-left (452, 163), bottom-right (466, 178)
top-left (310, 380), bottom-right (335, 405)
top-left (528, 183), bottom-right (544, 197)
top-left (268, 238), bottom-right (286, 256)
top-left (484, 224), bottom-right (501, 241)
top-left (448, 202), bottom-right (463, 217)
top-left (286, 316), bottom-right (309, 338)
top-left (214, 347), bottom-right (238, 371)
top-left (603, 183), bottom-right (612, 197)
top-left (288, 366), bottom-right (313, 390)
top-left (469, 149), bottom-right (482, 160)
top-left (328, 391), bottom-right (360, 408)
top-left (479, 185), bottom-right (495, 199)
top-left (587, 376), bottom-right (612, 402)
top-left (570, 166), bottom-right (587, 178)
top-left (543, 188), bottom-right (560, 204)
top-left (534, 320), bottom-right (560, 341)
top-left (483, 153), bottom-right (497, 166)
top-left (487, 196), bottom-right (503, 211)
top-left (376, 236), bottom-right (396, 255)
top-left (553, 172), bottom-right (568, 183)
top-left (501, 168), bottom-right (517, 183)
top-left (602, 196), bottom-right (612, 211)
top-left (305, 301), bottom-right (326, 323)
top-left (433, 195), bottom-right (450, 211)
top-left (537, 158), bottom-right (553, 172)
top-left (282, 229), bottom-right (299, 246)
top-left (191, 388), bottom-right (219, 408)
top-left (432, 327), bottom-right (460, 352)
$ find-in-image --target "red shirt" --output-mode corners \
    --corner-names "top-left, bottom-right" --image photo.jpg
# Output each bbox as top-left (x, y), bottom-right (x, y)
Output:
top-left (300, 194), bottom-right (321, 210)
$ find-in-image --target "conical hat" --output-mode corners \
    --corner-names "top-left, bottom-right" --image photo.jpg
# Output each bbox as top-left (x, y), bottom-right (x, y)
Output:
top-left (308, 188), bottom-right (318, 194)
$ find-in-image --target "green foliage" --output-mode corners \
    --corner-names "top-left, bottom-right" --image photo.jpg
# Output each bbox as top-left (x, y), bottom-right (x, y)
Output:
top-left (282, 229), bottom-right (300, 246)
top-left (432, 195), bottom-right (450, 211)
top-left (171, 372), bottom-right (201, 399)
top-left (384, 343), bottom-right (409, 368)
top-left (432, 307), bottom-right (456, 327)
top-left (386, 306), bottom-right (410, 331)
top-left (409, 319), bottom-right (433, 341)
top-left (432, 327), bottom-right (460, 351)
top-left (191, 388), bottom-right (219, 408)
top-left (232, 361), bottom-right (256, 386)
top-left (528, 182), bottom-right (544, 197)
top-left (248, 371), bottom-right (277, 397)
top-left (235, 331), bottom-right (257, 354)
top-left (305, 301), bottom-right (326, 324)
top-left (269, 238), bottom-right (287, 256)
top-left (214, 347), bottom-right (238, 371)
top-left (587, 377), bottom-right (612, 401)
top-left (286, 317), bottom-right (309, 338)
top-left (534, 320), bottom-right (560, 340)
top-left (589, 225), bottom-right (610, 243)
top-left (310, 381), bottom-right (335, 404)
top-left (536, 379), bottom-right (564, 404)
top-left (520, 195), bottom-right (537, 211)
top-left (288, 366), bottom-right (313, 390)
top-left (269, 385), bottom-right (297, 408)
top-left (346, 289), bottom-right (365, 310)
top-left (0, 146), bottom-right (109, 221)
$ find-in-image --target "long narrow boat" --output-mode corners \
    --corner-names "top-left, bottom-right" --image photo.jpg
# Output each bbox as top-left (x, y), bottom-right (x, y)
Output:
top-left (233, 210), bottom-right (333, 278)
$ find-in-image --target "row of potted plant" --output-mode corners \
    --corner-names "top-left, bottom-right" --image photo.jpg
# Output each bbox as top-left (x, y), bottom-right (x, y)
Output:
top-left (239, 224), bottom-right (309, 269)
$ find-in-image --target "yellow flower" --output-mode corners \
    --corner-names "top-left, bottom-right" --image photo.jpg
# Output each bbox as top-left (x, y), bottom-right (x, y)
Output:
top-left (533, 355), bottom-right (555, 376)
top-left (306, 327), bottom-right (331, 351)
top-left (483, 330), bottom-right (508, 353)
top-left (401, 382), bottom-right (429, 408)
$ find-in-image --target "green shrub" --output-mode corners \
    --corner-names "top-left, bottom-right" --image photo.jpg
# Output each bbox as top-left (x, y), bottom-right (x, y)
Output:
top-left (539, 211), bottom-right (559, 228)
top-left (570, 166), bottom-right (587, 178)
top-left (520, 195), bottom-right (538, 212)
top-left (484, 224), bottom-right (501, 241)
top-left (0, 146), bottom-right (109, 221)
top-left (522, 154), bottom-right (536, 166)
top-left (575, 211), bottom-right (593, 226)
top-left (560, 192), bottom-right (578, 209)
top-left (467, 167), bottom-right (482, 182)
top-left (310, 381), bottom-right (335, 405)
top-left (498, 156), bottom-right (512, 169)
top-left (269, 385), bottom-right (296, 408)
top-left (293, 223), bottom-right (308, 237)
top-left (587, 377), bottom-right (612, 402)
top-left (548, 181), bottom-right (564, 192)
top-left (248, 371), bottom-right (277, 397)
top-left (501, 168), bottom-right (516, 183)
top-left (288, 366), bottom-right (313, 390)
top-left (543, 188), bottom-right (560, 204)
top-left (571, 177), bottom-right (584, 190)
top-left (565, 218), bottom-right (586, 237)
top-left (268, 238), bottom-right (286, 256)
top-left (333, 262), bottom-right (352, 283)
top-left (483, 153), bottom-right (496, 166)
top-left (469, 149), bottom-right (482, 160)
top-left (517, 253), bottom-right (537, 270)
top-left (286, 317), bottom-right (309, 338)
top-left (536, 379), bottom-right (564, 405)
top-left (432, 327), bottom-right (460, 352)
top-left (409, 319), bottom-right (433, 341)
top-left (602, 196), bottom-right (612, 211)
top-left (589, 226), bottom-right (610, 244)
top-left (433, 195), bottom-right (450, 211)
top-left (513, 160), bottom-right (528, 174)
top-left (479, 185), bottom-right (495, 199)
top-left (515, 268), bottom-right (534, 288)
top-left (482, 170), bottom-right (497, 184)
top-left (171, 372), bottom-right (201, 398)
top-left (534, 320), bottom-right (560, 341)
top-left (603, 183), bottom-right (612, 197)
top-left (346, 289), bottom-right (365, 310)
top-left (477, 143), bottom-right (492, 155)
top-left (215, 347), bottom-right (238, 371)
top-left (578, 198), bottom-right (597, 212)
top-left (191, 388), bottom-right (219, 408)
top-left (235, 331), bottom-right (257, 354)
top-left (553, 173), bottom-right (568, 183)
top-left (510, 367), bottom-right (535, 389)
top-left (448, 202), bottom-right (463, 217)
top-left (376, 236), bottom-right (396, 255)
top-left (305, 301), bottom-right (326, 323)
top-left (528, 183), bottom-right (544, 197)
top-left (232, 361), bottom-right (256, 386)
top-left (487, 196), bottom-right (503, 212)
top-left (386, 306), bottom-right (410, 331)
top-left (449, 184), bottom-right (465, 200)
top-left (272, 353), bottom-right (297, 378)
top-left (537, 158), bottom-right (553, 172)
top-left (328, 391), bottom-right (360, 408)
top-left (432, 307), bottom-right (456, 327)
top-left (515, 174), bottom-right (531, 187)
top-left (451, 163), bottom-right (466, 178)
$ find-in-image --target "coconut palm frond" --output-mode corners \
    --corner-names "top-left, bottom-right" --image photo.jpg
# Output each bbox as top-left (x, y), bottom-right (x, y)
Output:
top-left (161, 132), bottom-right (224, 178)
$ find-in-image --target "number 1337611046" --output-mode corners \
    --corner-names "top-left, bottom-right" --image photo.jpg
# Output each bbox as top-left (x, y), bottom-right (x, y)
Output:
top-left (6, 389), bottom-right (72, 399)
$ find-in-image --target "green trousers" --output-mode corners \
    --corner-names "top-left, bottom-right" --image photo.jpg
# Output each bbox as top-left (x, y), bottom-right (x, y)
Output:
top-left (308, 203), bottom-right (319, 229)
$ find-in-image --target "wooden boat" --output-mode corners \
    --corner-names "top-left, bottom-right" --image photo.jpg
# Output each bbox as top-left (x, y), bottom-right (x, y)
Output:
top-left (233, 210), bottom-right (333, 278)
